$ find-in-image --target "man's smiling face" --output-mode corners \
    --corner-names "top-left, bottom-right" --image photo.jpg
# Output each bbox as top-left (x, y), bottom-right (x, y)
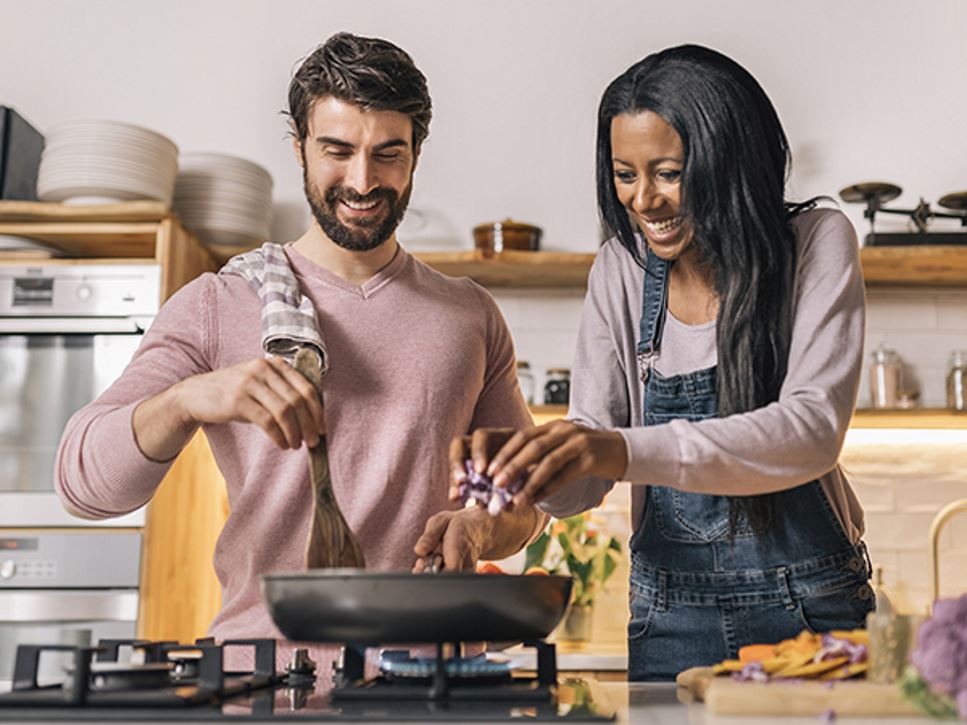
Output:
top-left (299, 96), bottom-right (416, 252)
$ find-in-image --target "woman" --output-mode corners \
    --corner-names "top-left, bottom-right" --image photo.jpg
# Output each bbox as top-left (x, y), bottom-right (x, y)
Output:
top-left (453, 45), bottom-right (873, 681)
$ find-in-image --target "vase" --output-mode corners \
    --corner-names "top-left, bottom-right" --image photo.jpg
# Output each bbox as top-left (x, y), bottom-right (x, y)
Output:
top-left (560, 603), bottom-right (593, 642)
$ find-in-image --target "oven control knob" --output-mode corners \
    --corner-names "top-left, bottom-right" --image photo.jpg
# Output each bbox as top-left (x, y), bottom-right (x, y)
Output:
top-left (0, 560), bottom-right (15, 580)
top-left (75, 284), bottom-right (92, 302)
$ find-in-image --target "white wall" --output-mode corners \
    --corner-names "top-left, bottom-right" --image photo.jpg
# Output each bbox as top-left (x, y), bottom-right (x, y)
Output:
top-left (4, 0), bottom-right (967, 248)
top-left (3, 0), bottom-right (966, 397)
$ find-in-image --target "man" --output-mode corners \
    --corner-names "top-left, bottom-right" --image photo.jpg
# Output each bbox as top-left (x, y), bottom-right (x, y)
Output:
top-left (55, 32), bottom-right (543, 660)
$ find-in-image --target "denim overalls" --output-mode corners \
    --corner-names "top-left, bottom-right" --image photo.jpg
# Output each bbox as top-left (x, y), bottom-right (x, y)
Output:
top-left (627, 248), bottom-right (873, 681)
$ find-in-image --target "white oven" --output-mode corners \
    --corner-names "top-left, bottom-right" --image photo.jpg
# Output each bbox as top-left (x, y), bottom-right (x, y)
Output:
top-left (0, 262), bottom-right (159, 527)
top-left (0, 531), bottom-right (140, 688)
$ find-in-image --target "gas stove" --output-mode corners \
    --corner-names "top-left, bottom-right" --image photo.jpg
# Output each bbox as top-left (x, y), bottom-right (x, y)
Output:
top-left (0, 637), bottom-right (615, 721)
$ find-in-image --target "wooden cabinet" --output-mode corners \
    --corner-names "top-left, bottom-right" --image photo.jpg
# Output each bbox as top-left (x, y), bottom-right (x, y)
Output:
top-left (0, 200), bottom-right (228, 643)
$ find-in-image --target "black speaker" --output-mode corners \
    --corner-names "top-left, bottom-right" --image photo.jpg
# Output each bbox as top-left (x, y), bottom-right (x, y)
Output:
top-left (0, 107), bottom-right (45, 201)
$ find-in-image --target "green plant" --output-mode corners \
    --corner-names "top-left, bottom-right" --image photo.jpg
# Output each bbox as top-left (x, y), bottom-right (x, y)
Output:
top-left (523, 513), bottom-right (622, 607)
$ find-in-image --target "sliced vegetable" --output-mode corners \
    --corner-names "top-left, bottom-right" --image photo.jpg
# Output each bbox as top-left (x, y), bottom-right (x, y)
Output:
top-left (738, 644), bottom-right (776, 663)
top-left (476, 562), bottom-right (505, 575)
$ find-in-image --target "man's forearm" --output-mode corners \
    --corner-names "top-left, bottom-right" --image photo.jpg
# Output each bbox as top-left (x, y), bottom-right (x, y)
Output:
top-left (479, 504), bottom-right (549, 561)
top-left (131, 382), bottom-right (198, 463)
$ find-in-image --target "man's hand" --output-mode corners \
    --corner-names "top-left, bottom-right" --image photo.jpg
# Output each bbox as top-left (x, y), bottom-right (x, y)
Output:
top-left (412, 507), bottom-right (494, 572)
top-left (132, 356), bottom-right (327, 462)
top-left (412, 504), bottom-right (547, 573)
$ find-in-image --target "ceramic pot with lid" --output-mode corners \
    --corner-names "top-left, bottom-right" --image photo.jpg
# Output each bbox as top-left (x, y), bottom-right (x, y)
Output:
top-left (473, 219), bottom-right (542, 257)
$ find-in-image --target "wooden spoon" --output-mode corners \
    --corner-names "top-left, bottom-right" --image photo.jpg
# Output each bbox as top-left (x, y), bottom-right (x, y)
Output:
top-left (294, 348), bottom-right (366, 570)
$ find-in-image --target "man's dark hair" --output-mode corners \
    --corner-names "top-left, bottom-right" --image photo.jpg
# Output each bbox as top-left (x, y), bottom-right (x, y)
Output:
top-left (287, 32), bottom-right (432, 152)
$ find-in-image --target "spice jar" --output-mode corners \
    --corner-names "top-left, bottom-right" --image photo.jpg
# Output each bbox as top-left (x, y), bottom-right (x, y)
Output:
top-left (947, 350), bottom-right (967, 411)
top-left (517, 360), bottom-right (535, 405)
top-left (870, 346), bottom-right (902, 409)
top-left (543, 368), bottom-right (571, 405)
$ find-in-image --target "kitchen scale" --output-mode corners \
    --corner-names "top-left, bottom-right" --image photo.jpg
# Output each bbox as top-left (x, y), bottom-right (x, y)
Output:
top-left (839, 181), bottom-right (967, 246)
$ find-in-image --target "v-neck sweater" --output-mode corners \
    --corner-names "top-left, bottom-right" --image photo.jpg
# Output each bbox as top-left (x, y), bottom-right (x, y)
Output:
top-left (55, 245), bottom-right (531, 649)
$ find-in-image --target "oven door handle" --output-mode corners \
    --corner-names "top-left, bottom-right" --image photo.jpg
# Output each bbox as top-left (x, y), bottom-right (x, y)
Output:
top-left (0, 591), bottom-right (138, 622)
top-left (0, 318), bottom-right (146, 334)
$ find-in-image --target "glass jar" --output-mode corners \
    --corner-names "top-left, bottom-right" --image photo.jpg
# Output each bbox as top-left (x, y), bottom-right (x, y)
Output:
top-left (516, 360), bottom-right (535, 405)
top-left (870, 346), bottom-right (902, 409)
top-left (543, 368), bottom-right (571, 405)
top-left (947, 350), bottom-right (967, 411)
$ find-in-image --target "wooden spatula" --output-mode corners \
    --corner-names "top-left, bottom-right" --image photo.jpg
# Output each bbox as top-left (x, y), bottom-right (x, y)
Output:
top-left (294, 348), bottom-right (366, 570)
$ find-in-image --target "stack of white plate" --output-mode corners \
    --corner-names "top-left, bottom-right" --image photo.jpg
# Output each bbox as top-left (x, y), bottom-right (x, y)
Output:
top-left (36, 120), bottom-right (179, 205)
top-left (0, 235), bottom-right (64, 257)
top-left (173, 153), bottom-right (273, 249)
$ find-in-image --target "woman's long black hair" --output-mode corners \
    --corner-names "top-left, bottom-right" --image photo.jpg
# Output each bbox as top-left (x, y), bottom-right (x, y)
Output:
top-left (597, 45), bottom-right (815, 534)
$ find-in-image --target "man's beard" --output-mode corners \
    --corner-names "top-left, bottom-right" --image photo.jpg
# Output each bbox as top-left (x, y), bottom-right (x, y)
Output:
top-left (303, 165), bottom-right (412, 253)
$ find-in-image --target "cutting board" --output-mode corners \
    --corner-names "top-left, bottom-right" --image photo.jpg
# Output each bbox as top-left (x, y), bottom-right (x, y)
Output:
top-left (677, 666), bottom-right (920, 716)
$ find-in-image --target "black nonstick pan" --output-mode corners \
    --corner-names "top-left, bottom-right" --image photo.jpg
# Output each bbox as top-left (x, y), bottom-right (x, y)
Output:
top-left (262, 569), bottom-right (573, 644)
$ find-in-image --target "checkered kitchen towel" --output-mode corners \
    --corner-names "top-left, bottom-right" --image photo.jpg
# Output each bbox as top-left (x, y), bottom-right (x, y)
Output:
top-left (219, 242), bottom-right (328, 375)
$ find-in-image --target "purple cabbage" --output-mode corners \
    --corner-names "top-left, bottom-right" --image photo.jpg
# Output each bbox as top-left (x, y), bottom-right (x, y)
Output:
top-left (732, 661), bottom-right (769, 683)
top-left (457, 459), bottom-right (524, 516)
top-left (910, 593), bottom-right (967, 719)
top-left (816, 633), bottom-right (867, 664)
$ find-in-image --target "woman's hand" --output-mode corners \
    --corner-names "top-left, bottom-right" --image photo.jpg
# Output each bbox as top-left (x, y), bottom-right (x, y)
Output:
top-left (447, 427), bottom-right (519, 501)
top-left (488, 420), bottom-right (628, 505)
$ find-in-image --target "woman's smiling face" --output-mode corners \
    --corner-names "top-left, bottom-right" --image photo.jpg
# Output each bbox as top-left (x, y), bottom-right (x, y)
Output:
top-left (611, 110), bottom-right (694, 261)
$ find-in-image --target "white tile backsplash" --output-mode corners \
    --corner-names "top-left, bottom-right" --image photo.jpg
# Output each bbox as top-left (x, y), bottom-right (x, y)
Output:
top-left (862, 287), bottom-right (967, 408)
top-left (492, 289), bottom-right (584, 403)
top-left (493, 285), bottom-right (967, 408)
top-left (936, 292), bottom-right (967, 332)
top-left (865, 291), bottom-right (938, 331)
top-left (862, 511), bottom-right (940, 552)
top-left (847, 477), bottom-right (895, 513)
top-left (895, 479), bottom-right (967, 511)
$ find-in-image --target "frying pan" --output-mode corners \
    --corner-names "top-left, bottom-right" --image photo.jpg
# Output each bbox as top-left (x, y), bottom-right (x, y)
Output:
top-left (261, 570), bottom-right (573, 644)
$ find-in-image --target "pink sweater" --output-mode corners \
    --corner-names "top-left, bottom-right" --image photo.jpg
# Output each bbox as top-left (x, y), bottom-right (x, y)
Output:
top-left (55, 245), bottom-right (531, 664)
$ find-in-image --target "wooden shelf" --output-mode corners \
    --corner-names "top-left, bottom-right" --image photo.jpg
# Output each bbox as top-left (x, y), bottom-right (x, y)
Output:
top-left (7, 203), bottom-right (967, 288)
top-left (860, 245), bottom-right (967, 286)
top-left (851, 408), bottom-right (967, 429)
top-left (0, 199), bottom-right (170, 223)
top-left (528, 406), bottom-right (967, 429)
top-left (415, 250), bottom-right (595, 288)
top-left (422, 246), bottom-right (967, 290)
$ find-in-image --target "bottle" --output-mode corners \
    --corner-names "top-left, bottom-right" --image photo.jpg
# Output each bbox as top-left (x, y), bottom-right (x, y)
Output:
top-left (870, 346), bottom-right (902, 409)
top-left (947, 350), bottom-right (967, 411)
top-left (516, 361), bottom-right (535, 405)
top-left (871, 565), bottom-right (898, 615)
top-left (543, 368), bottom-right (571, 405)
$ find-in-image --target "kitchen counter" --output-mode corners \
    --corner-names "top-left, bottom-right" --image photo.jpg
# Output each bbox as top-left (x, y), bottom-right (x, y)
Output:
top-left (7, 683), bottom-right (938, 724)
top-left (597, 682), bottom-right (933, 724)
top-left (499, 640), bottom-right (628, 672)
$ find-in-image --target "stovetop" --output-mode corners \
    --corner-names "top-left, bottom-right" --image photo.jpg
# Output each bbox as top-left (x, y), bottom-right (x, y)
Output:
top-left (0, 638), bottom-right (615, 721)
